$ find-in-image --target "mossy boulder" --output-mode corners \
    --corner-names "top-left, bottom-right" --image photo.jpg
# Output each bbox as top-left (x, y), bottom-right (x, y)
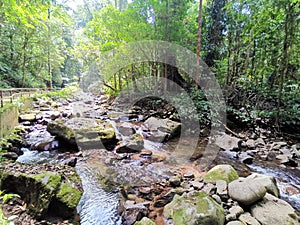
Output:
top-left (47, 118), bottom-right (116, 150)
top-left (203, 164), bottom-right (239, 184)
top-left (134, 217), bottom-right (156, 225)
top-left (0, 163), bottom-right (83, 220)
top-left (47, 119), bottom-right (77, 149)
top-left (164, 191), bottom-right (225, 225)
top-left (0, 171), bottom-right (61, 218)
top-left (49, 182), bottom-right (83, 218)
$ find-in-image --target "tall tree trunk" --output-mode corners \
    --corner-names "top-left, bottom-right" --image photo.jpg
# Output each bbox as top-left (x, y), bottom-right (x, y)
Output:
top-left (244, 29), bottom-right (253, 75)
top-left (276, 5), bottom-right (291, 126)
top-left (47, 6), bottom-right (52, 89)
top-left (21, 33), bottom-right (29, 87)
top-left (195, 0), bottom-right (203, 89)
top-left (164, 0), bottom-right (169, 98)
top-left (226, 30), bottom-right (232, 86)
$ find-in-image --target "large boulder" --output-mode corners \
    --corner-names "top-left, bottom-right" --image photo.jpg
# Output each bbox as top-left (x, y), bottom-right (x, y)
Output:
top-left (47, 119), bottom-right (77, 148)
top-left (246, 173), bottom-right (279, 197)
top-left (228, 173), bottom-right (280, 205)
top-left (144, 117), bottom-right (181, 142)
top-left (164, 191), bottom-right (225, 225)
top-left (214, 134), bottom-right (242, 151)
top-left (47, 118), bottom-right (116, 150)
top-left (203, 164), bottom-right (239, 184)
top-left (0, 163), bottom-right (83, 219)
top-left (251, 193), bottom-right (299, 225)
top-left (228, 178), bottom-right (266, 205)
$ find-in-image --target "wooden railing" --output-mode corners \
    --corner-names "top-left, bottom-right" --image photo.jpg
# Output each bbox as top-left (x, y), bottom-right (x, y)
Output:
top-left (0, 88), bottom-right (52, 107)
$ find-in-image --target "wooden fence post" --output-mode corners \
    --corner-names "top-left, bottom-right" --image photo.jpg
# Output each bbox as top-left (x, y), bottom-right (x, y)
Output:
top-left (0, 90), bottom-right (3, 107)
top-left (10, 90), bottom-right (13, 103)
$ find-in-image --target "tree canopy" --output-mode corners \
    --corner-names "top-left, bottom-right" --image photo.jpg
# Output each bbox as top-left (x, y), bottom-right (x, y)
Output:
top-left (0, 0), bottom-right (299, 133)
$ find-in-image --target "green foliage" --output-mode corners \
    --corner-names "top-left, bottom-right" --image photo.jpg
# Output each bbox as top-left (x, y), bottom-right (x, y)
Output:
top-left (170, 88), bottom-right (211, 127)
top-left (35, 84), bottom-right (79, 100)
top-left (0, 190), bottom-right (20, 204)
top-left (0, 0), bottom-right (76, 88)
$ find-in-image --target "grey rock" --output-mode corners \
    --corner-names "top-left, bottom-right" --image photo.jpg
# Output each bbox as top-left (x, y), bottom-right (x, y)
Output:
top-left (216, 180), bottom-right (227, 196)
top-left (202, 183), bottom-right (216, 195)
top-left (226, 213), bottom-right (237, 221)
top-left (226, 221), bottom-right (244, 225)
top-left (291, 144), bottom-right (300, 158)
top-left (190, 180), bottom-right (204, 190)
top-left (247, 173), bottom-right (279, 197)
top-left (228, 206), bottom-right (244, 218)
top-left (121, 202), bottom-right (149, 225)
top-left (251, 193), bottom-right (299, 225)
top-left (239, 212), bottom-right (260, 225)
top-left (239, 152), bottom-right (253, 164)
top-left (183, 171), bottom-right (195, 179)
top-left (118, 122), bottom-right (135, 136)
top-left (0, 152), bottom-right (18, 161)
top-left (245, 139), bottom-right (256, 149)
top-left (19, 114), bottom-right (36, 122)
top-left (255, 138), bottom-right (265, 147)
top-left (228, 178), bottom-right (267, 205)
top-left (214, 134), bottom-right (242, 151)
top-left (212, 194), bottom-right (222, 204)
top-left (276, 154), bottom-right (290, 164)
top-left (117, 133), bottom-right (144, 153)
top-left (144, 117), bottom-right (181, 141)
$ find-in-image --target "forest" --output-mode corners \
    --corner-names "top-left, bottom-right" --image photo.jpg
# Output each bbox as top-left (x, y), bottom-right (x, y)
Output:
top-left (0, 0), bottom-right (299, 135)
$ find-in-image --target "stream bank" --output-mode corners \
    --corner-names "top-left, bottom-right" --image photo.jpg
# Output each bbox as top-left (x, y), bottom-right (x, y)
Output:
top-left (0, 90), bottom-right (299, 225)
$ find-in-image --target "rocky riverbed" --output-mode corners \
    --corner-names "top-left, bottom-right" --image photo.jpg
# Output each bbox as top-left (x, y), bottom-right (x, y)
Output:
top-left (0, 90), bottom-right (299, 225)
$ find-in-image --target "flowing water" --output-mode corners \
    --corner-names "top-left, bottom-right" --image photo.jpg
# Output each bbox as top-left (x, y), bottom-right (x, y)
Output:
top-left (76, 163), bottom-right (122, 225)
top-left (248, 163), bottom-right (300, 211)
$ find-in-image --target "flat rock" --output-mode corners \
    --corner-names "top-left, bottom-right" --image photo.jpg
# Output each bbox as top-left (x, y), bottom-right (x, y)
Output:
top-left (226, 221), bottom-right (244, 225)
top-left (238, 212), bottom-right (260, 225)
top-left (251, 193), bottom-right (299, 225)
top-left (19, 114), bottom-right (36, 122)
top-left (144, 117), bottom-right (181, 141)
top-left (214, 134), bottom-right (242, 151)
top-left (116, 133), bottom-right (144, 153)
top-left (47, 118), bottom-right (116, 150)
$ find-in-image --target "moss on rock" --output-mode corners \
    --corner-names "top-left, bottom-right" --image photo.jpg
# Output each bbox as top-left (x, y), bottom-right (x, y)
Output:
top-left (203, 164), bottom-right (239, 184)
top-left (56, 182), bottom-right (82, 209)
top-left (164, 191), bottom-right (225, 225)
top-left (134, 217), bottom-right (156, 225)
top-left (0, 163), bottom-right (83, 220)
